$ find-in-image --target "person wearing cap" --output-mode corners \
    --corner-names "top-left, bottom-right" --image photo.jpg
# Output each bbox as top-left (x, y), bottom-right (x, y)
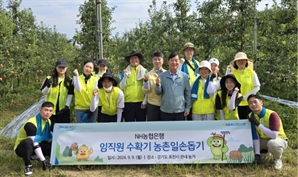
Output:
top-left (215, 74), bottom-right (243, 120)
top-left (191, 60), bottom-right (216, 121)
top-left (209, 58), bottom-right (222, 82)
top-left (230, 52), bottom-right (261, 120)
top-left (14, 102), bottom-right (54, 176)
top-left (119, 51), bottom-right (147, 122)
top-left (90, 72), bottom-right (124, 122)
top-left (93, 59), bottom-right (108, 79)
top-left (180, 42), bottom-right (200, 121)
top-left (40, 59), bottom-right (74, 124)
top-left (142, 52), bottom-right (166, 121)
top-left (155, 52), bottom-right (191, 121)
top-left (248, 94), bottom-right (288, 169)
top-left (92, 59), bottom-right (109, 122)
top-left (73, 60), bottom-right (98, 123)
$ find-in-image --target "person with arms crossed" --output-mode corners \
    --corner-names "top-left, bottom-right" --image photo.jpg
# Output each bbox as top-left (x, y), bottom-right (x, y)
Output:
top-left (155, 52), bottom-right (191, 121)
top-left (14, 102), bottom-right (54, 176)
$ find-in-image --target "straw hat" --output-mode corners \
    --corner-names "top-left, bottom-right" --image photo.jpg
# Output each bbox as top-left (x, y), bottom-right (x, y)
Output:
top-left (230, 52), bottom-right (254, 70)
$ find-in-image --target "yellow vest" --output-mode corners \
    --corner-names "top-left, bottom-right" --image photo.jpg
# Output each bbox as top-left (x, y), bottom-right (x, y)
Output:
top-left (14, 117), bottom-right (51, 150)
top-left (192, 79), bottom-right (215, 114)
top-left (99, 87), bottom-right (121, 116)
top-left (250, 109), bottom-right (287, 139)
top-left (186, 60), bottom-right (199, 85)
top-left (232, 68), bottom-right (255, 106)
top-left (216, 91), bottom-right (242, 120)
top-left (124, 66), bottom-right (145, 102)
top-left (74, 75), bottom-right (97, 110)
top-left (142, 69), bottom-right (165, 106)
top-left (46, 76), bottom-right (68, 114)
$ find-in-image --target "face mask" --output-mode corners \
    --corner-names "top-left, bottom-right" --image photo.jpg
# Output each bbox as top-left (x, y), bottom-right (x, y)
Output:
top-left (103, 86), bottom-right (112, 92)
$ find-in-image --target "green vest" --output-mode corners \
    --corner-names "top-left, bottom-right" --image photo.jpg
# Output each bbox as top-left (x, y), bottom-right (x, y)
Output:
top-left (192, 79), bottom-right (215, 114)
top-left (14, 117), bottom-right (51, 150)
top-left (74, 75), bottom-right (97, 110)
top-left (45, 76), bottom-right (68, 114)
top-left (232, 68), bottom-right (255, 106)
top-left (250, 109), bottom-right (287, 139)
top-left (99, 87), bottom-right (121, 116)
top-left (216, 91), bottom-right (242, 120)
top-left (124, 66), bottom-right (145, 102)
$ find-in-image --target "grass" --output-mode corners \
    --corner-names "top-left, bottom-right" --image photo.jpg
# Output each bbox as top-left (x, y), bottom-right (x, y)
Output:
top-left (0, 97), bottom-right (297, 176)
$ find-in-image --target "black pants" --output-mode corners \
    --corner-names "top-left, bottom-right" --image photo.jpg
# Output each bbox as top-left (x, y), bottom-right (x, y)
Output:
top-left (123, 102), bottom-right (146, 122)
top-left (160, 111), bottom-right (185, 121)
top-left (98, 112), bottom-right (117, 122)
top-left (147, 103), bottom-right (161, 121)
top-left (238, 106), bottom-right (251, 120)
top-left (15, 138), bottom-right (52, 166)
top-left (186, 108), bottom-right (192, 121)
top-left (50, 109), bottom-right (70, 124)
top-left (97, 106), bottom-right (102, 122)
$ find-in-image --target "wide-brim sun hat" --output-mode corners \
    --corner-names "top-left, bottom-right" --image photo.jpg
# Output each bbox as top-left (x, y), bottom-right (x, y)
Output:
top-left (209, 58), bottom-right (219, 66)
top-left (98, 72), bottom-right (118, 88)
top-left (197, 60), bottom-right (211, 72)
top-left (220, 74), bottom-right (241, 90)
top-left (180, 42), bottom-right (198, 54)
top-left (125, 51), bottom-right (144, 62)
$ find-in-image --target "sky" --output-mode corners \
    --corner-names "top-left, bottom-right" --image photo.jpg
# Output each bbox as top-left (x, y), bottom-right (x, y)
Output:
top-left (2, 0), bottom-right (278, 39)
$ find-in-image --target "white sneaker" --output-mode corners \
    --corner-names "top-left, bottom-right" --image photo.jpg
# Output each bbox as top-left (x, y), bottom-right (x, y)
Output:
top-left (274, 159), bottom-right (283, 170)
top-left (261, 152), bottom-right (272, 160)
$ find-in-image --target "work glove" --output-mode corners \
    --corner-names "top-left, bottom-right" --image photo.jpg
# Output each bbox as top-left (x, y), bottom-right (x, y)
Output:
top-left (47, 78), bottom-right (53, 88)
top-left (210, 74), bottom-right (216, 82)
top-left (42, 159), bottom-right (52, 170)
top-left (249, 116), bottom-right (260, 126)
top-left (80, 110), bottom-right (93, 123)
top-left (57, 106), bottom-right (69, 115)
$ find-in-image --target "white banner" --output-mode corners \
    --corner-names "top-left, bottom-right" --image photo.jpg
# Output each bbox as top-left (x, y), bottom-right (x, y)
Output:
top-left (50, 120), bottom-right (254, 165)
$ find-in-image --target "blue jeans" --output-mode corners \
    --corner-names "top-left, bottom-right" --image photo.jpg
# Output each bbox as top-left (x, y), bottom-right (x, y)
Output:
top-left (75, 108), bottom-right (98, 123)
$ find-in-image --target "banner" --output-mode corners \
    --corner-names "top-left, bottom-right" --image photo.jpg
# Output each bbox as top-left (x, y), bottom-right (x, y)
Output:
top-left (50, 120), bottom-right (254, 165)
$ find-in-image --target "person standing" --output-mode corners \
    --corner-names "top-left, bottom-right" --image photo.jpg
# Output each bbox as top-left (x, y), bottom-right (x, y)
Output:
top-left (248, 94), bottom-right (288, 169)
top-left (119, 51), bottom-right (147, 122)
top-left (230, 52), bottom-right (260, 119)
top-left (93, 59), bottom-right (109, 122)
top-left (90, 72), bottom-right (124, 122)
top-left (180, 42), bottom-right (200, 120)
top-left (73, 60), bottom-right (98, 123)
top-left (155, 52), bottom-right (191, 121)
top-left (142, 52), bottom-right (166, 121)
top-left (191, 60), bottom-right (216, 121)
top-left (40, 59), bottom-right (73, 124)
top-left (14, 102), bottom-right (54, 176)
top-left (215, 74), bottom-right (243, 120)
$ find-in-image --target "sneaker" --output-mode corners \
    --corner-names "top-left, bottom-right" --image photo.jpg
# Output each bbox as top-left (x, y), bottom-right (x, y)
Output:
top-left (274, 159), bottom-right (283, 170)
top-left (24, 165), bottom-right (33, 176)
top-left (261, 152), bottom-right (272, 160)
top-left (254, 154), bottom-right (261, 164)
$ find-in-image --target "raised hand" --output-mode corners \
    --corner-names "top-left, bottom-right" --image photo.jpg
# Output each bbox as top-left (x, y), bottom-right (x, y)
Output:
top-left (73, 69), bottom-right (79, 77)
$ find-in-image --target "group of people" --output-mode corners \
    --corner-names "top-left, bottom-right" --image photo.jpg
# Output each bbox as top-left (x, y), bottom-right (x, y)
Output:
top-left (14, 42), bottom-right (288, 176)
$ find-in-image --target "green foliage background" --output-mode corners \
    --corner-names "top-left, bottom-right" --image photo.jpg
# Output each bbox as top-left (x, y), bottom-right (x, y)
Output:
top-left (0, 0), bottom-right (296, 113)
